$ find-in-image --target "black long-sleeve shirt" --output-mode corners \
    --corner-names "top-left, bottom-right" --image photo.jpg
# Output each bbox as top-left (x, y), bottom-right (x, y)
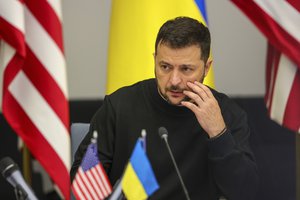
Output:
top-left (71, 79), bottom-right (258, 200)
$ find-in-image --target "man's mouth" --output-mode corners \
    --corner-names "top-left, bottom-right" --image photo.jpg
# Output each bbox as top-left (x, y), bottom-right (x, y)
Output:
top-left (168, 90), bottom-right (184, 97)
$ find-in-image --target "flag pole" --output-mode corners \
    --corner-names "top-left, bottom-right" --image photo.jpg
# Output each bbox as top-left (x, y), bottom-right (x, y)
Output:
top-left (23, 145), bottom-right (32, 186)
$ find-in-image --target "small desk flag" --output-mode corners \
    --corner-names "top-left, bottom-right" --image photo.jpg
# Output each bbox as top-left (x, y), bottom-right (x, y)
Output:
top-left (72, 132), bottom-right (112, 200)
top-left (122, 139), bottom-right (159, 199)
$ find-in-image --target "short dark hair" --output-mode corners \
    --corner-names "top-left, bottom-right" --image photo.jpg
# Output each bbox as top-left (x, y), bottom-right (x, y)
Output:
top-left (155, 16), bottom-right (211, 62)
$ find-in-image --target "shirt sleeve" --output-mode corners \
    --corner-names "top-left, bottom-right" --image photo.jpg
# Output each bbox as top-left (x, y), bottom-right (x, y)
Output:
top-left (207, 101), bottom-right (259, 200)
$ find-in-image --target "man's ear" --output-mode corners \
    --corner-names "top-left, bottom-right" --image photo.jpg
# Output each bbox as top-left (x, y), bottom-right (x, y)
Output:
top-left (204, 59), bottom-right (213, 77)
top-left (153, 52), bottom-right (157, 63)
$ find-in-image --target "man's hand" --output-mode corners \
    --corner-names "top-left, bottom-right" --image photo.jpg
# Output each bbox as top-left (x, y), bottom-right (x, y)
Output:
top-left (181, 81), bottom-right (226, 138)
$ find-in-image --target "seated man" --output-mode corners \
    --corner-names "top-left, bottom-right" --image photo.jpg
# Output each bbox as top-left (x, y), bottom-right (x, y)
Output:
top-left (71, 16), bottom-right (258, 200)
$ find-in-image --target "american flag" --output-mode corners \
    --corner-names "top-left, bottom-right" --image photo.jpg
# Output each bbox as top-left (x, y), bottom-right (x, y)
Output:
top-left (231, 0), bottom-right (300, 132)
top-left (0, 0), bottom-right (70, 198)
top-left (72, 133), bottom-right (112, 200)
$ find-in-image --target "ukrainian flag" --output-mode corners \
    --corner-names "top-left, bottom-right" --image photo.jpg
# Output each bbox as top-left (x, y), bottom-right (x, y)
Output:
top-left (106, 0), bottom-right (214, 94)
top-left (122, 139), bottom-right (159, 199)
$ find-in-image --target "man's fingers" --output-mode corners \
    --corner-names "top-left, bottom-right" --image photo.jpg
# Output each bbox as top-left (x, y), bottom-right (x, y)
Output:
top-left (181, 100), bottom-right (199, 113)
top-left (187, 82), bottom-right (209, 100)
top-left (183, 90), bottom-right (204, 105)
top-left (193, 81), bottom-right (213, 98)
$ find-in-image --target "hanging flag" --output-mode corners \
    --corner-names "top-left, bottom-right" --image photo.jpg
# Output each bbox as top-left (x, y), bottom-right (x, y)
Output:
top-left (231, 0), bottom-right (300, 132)
top-left (72, 132), bottom-right (112, 200)
top-left (106, 0), bottom-right (215, 94)
top-left (0, 1), bottom-right (70, 198)
top-left (121, 139), bottom-right (159, 200)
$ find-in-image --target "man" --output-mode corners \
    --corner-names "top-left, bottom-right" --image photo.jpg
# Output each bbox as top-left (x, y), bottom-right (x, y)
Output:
top-left (71, 17), bottom-right (258, 199)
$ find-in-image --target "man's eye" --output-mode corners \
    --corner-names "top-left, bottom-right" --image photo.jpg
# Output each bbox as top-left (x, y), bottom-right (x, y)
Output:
top-left (182, 67), bottom-right (192, 72)
top-left (161, 65), bottom-right (170, 70)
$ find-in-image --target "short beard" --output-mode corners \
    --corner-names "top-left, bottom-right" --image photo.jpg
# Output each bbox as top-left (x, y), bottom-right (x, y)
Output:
top-left (155, 71), bottom-right (206, 106)
top-left (182, 73), bottom-right (205, 102)
top-left (157, 85), bottom-right (189, 106)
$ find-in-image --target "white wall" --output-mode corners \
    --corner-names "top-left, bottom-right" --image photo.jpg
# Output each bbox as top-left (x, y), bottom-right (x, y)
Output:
top-left (62, 0), bottom-right (111, 99)
top-left (207, 0), bottom-right (266, 96)
top-left (1, 0), bottom-right (266, 101)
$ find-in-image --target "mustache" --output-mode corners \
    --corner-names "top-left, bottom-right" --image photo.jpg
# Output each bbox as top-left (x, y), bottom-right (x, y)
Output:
top-left (167, 85), bottom-right (185, 92)
top-left (166, 85), bottom-right (192, 102)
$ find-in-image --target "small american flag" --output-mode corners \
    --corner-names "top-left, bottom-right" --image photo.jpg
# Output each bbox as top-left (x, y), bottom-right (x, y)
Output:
top-left (72, 132), bottom-right (112, 200)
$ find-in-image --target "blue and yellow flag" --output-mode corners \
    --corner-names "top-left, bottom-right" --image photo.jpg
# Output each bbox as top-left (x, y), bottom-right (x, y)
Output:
top-left (106, 0), bottom-right (214, 94)
top-left (121, 139), bottom-right (159, 199)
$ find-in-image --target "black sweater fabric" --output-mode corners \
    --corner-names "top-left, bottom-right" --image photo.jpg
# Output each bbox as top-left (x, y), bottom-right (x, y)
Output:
top-left (71, 79), bottom-right (258, 200)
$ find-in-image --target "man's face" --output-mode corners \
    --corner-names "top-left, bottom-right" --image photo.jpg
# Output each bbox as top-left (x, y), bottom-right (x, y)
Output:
top-left (154, 43), bottom-right (211, 105)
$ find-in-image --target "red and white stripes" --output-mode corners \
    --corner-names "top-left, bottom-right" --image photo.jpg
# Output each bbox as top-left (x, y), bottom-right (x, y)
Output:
top-left (265, 44), bottom-right (300, 132)
top-left (72, 162), bottom-right (112, 200)
top-left (232, 0), bottom-right (300, 132)
top-left (0, 0), bottom-right (70, 199)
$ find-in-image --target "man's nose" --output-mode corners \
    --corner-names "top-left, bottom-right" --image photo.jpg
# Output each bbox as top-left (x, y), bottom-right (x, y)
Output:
top-left (169, 70), bottom-right (182, 86)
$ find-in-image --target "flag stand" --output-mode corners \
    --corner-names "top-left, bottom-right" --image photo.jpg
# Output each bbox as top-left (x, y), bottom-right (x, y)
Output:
top-left (296, 133), bottom-right (300, 199)
top-left (22, 145), bottom-right (32, 186)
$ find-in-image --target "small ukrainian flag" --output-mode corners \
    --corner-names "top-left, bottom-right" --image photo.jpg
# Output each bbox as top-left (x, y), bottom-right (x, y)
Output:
top-left (122, 139), bottom-right (159, 200)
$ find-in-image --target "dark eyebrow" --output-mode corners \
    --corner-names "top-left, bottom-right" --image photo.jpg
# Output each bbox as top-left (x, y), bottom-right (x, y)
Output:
top-left (159, 61), bottom-right (171, 65)
top-left (180, 64), bottom-right (195, 68)
top-left (159, 61), bottom-right (195, 68)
